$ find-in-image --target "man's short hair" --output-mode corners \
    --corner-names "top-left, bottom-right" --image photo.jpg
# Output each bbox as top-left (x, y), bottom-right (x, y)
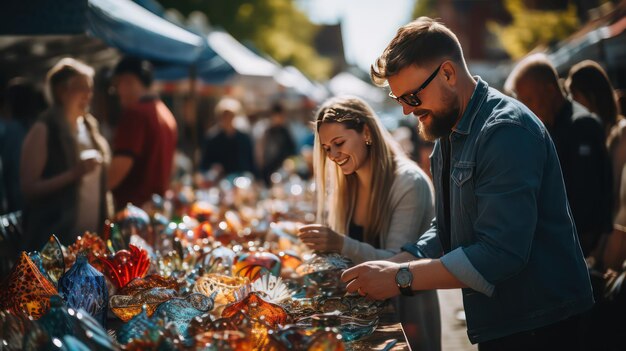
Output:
top-left (504, 53), bottom-right (560, 95)
top-left (371, 17), bottom-right (465, 87)
top-left (113, 56), bottom-right (154, 88)
top-left (270, 102), bottom-right (284, 115)
top-left (214, 97), bottom-right (242, 117)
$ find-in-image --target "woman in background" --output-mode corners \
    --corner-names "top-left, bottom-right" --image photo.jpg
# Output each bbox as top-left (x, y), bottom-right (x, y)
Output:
top-left (20, 58), bottom-right (111, 250)
top-left (298, 96), bottom-right (440, 351)
top-left (566, 60), bottom-right (626, 270)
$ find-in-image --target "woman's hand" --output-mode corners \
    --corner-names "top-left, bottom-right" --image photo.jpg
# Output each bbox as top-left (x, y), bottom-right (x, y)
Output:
top-left (298, 224), bottom-right (345, 253)
top-left (73, 157), bottom-right (100, 179)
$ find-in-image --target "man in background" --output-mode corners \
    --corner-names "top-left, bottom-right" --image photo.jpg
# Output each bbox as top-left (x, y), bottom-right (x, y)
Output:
top-left (108, 56), bottom-right (177, 210)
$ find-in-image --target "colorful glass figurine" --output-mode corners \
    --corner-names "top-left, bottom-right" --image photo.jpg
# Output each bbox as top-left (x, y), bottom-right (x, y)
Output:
top-left (39, 234), bottom-right (66, 285)
top-left (117, 307), bottom-right (162, 345)
top-left (114, 203), bottom-right (151, 248)
top-left (66, 233), bottom-right (107, 270)
top-left (98, 245), bottom-right (150, 289)
top-left (118, 274), bottom-right (181, 296)
top-left (58, 255), bottom-right (108, 327)
top-left (37, 295), bottom-right (74, 338)
top-left (221, 292), bottom-right (290, 328)
top-left (250, 274), bottom-right (291, 304)
top-left (233, 251), bottom-right (281, 282)
top-left (0, 252), bottom-right (58, 319)
top-left (153, 293), bottom-right (216, 337)
top-left (110, 287), bottom-right (177, 322)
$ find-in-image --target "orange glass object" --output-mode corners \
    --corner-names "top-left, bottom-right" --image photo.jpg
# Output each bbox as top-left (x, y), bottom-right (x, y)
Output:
top-left (110, 287), bottom-right (177, 322)
top-left (232, 252), bottom-right (281, 282)
top-left (208, 310), bottom-right (278, 351)
top-left (269, 325), bottom-right (344, 350)
top-left (98, 245), bottom-right (150, 288)
top-left (66, 232), bottom-right (108, 270)
top-left (308, 329), bottom-right (345, 351)
top-left (278, 251), bottom-right (303, 271)
top-left (221, 292), bottom-right (290, 328)
top-left (119, 274), bottom-right (181, 296)
top-left (0, 252), bottom-right (58, 319)
top-left (196, 330), bottom-right (252, 351)
top-left (189, 201), bottom-right (216, 222)
top-left (193, 221), bottom-right (213, 240)
top-left (193, 274), bottom-right (250, 311)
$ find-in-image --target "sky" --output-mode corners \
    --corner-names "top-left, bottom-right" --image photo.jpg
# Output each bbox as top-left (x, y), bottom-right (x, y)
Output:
top-left (296, 0), bottom-right (416, 73)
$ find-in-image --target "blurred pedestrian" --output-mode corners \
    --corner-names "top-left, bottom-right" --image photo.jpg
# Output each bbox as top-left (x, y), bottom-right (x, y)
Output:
top-left (342, 18), bottom-right (593, 350)
top-left (20, 58), bottom-right (111, 250)
top-left (199, 97), bottom-right (255, 178)
top-left (565, 60), bottom-right (626, 214)
top-left (108, 56), bottom-right (177, 210)
top-left (259, 103), bottom-right (296, 185)
top-left (299, 96), bottom-right (440, 351)
top-left (505, 54), bottom-right (613, 256)
top-left (565, 61), bottom-right (626, 271)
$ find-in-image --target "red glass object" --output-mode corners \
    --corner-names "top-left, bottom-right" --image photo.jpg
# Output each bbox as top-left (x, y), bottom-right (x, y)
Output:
top-left (221, 292), bottom-right (290, 328)
top-left (233, 252), bottom-right (281, 282)
top-left (0, 252), bottom-right (58, 319)
top-left (98, 245), bottom-right (150, 288)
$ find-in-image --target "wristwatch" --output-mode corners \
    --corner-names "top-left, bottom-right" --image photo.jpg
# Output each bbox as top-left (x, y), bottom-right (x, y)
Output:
top-left (395, 263), bottom-right (414, 296)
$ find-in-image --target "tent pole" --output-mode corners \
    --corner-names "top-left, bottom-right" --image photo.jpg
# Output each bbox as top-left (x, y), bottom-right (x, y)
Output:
top-left (189, 64), bottom-right (198, 176)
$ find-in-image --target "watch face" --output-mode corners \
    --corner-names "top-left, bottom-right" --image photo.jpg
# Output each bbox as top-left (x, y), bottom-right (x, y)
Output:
top-left (396, 268), bottom-right (412, 288)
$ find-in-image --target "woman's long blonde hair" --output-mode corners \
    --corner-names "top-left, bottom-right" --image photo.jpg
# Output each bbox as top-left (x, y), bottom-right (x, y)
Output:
top-left (314, 96), bottom-right (405, 246)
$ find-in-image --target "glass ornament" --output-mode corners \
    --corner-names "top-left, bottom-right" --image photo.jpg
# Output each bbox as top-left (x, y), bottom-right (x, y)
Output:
top-left (0, 252), bottom-right (58, 319)
top-left (98, 244), bottom-right (150, 289)
top-left (232, 252), bottom-right (281, 282)
top-left (57, 255), bottom-right (108, 327)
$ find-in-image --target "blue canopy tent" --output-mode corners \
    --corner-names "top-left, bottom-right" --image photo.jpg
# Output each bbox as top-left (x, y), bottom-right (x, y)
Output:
top-left (154, 30), bottom-right (278, 84)
top-left (0, 0), bottom-right (230, 81)
top-left (87, 0), bottom-right (205, 64)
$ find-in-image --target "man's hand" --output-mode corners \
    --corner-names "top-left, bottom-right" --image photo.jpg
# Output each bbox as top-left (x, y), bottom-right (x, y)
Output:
top-left (298, 224), bottom-right (345, 253)
top-left (341, 260), bottom-right (401, 300)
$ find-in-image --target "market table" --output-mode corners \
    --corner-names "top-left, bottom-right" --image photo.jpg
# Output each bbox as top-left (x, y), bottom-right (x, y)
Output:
top-left (348, 321), bottom-right (410, 350)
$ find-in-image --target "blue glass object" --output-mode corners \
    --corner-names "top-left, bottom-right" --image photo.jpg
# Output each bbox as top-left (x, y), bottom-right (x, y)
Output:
top-left (117, 307), bottom-right (162, 345)
top-left (28, 251), bottom-right (55, 286)
top-left (298, 312), bottom-right (379, 342)
top-left (37, 295), bottom-right (74, 338)
top-left (58, 255), bottom-right (109, 327)
top-left (115, 203), bottom-right (151, 249)
top-left (62, 335), bottom-right (92, 351)
top-left (153, 293), bottom-right (215, 338)
top-left (71, 308), bottom-right (118, 351)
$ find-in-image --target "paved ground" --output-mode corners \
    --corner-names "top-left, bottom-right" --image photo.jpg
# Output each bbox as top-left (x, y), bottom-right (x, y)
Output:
top-left (438, 289), bottom-right (477, 351)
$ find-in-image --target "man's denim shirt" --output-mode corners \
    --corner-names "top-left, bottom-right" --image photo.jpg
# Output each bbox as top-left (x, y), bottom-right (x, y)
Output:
top-left (402, 78), bottom-right (594, 344)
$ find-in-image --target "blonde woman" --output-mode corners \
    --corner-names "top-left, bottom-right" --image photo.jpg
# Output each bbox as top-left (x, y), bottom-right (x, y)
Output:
top-left (298, 96), bottom-right (440, 351)
top-left (20, 58), bottom-right (111, 250)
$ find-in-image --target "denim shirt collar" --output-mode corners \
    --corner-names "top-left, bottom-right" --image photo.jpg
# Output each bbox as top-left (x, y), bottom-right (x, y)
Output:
top-left (452, 77), bottom-right (489, 136)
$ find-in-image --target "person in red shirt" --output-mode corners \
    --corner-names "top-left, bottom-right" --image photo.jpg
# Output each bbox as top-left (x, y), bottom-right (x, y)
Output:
top-left (108, 56), bottom-right (177, 210)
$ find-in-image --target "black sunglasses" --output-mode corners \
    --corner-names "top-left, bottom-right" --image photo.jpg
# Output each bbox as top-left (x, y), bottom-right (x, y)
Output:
top-left (389, 63), bottom-right (443, 107)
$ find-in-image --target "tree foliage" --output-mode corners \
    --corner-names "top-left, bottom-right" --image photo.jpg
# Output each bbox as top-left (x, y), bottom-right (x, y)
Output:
top-left (487, 0), bottom-right (579, 59)
top-left (412, 0), bottom-right (437, 19)
top-left (156, 0), bottom-right (333, 80)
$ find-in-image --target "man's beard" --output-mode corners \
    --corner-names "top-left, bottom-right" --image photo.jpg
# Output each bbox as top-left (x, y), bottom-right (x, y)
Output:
top-left (417, 91), bottom-right (460, 141)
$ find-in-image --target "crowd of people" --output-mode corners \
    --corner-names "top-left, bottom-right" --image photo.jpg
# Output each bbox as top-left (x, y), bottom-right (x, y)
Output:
top-left (0, 15), bottom-right (625, 351)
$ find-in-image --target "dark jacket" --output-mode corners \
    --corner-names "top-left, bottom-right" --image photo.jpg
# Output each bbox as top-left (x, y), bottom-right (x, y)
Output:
top-left (402, 79), bottom-right (594, 343)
